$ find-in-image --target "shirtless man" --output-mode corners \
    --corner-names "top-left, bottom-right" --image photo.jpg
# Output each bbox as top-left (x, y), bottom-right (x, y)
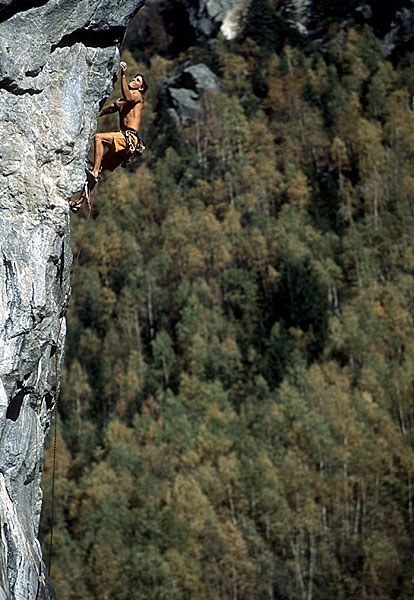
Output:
top-left (91, 61), bottom-right (148, 178)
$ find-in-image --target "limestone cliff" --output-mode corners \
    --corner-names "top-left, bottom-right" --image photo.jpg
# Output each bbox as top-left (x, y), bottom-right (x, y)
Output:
top-left (0, 1), bottom-right (143, 598)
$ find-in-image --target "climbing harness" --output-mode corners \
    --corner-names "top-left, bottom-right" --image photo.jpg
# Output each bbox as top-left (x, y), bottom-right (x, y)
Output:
top-left (120, 131), bottom-right (146, 169)
top-left (123, 128), bottom-right (145, 155)
top-left (124, 128), bottom-right (138, 152)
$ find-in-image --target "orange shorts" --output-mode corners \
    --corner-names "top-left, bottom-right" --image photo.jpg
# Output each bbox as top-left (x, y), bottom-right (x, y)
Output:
top-left (101, 131), bottom-right (138, 172)
top-left (112, 131), bottom-right (138, 153)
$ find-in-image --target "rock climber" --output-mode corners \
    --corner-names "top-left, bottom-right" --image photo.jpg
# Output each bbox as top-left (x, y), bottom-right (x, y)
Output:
top-left (90, 61), bottom-right (148, 178)
top-left (69, 62), bottom-right (148, 212)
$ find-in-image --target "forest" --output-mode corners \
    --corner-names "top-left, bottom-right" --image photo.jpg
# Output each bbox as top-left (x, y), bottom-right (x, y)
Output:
top-left (40, 1), bottom-right (414, 598)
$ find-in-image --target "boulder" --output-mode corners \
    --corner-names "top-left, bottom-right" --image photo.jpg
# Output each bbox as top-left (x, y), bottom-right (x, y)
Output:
top-left (187, 0), bottom-right (248, 38)
top-left (165, 63), bottom-right (219, 124)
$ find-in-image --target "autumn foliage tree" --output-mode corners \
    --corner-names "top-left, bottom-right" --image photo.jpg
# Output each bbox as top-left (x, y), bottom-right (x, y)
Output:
top-left (40, 11), bottom-right (414, 600)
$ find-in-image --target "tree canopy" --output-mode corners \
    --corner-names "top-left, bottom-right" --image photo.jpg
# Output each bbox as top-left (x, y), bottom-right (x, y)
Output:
top-left (41, 11), bottom-right (414, 600)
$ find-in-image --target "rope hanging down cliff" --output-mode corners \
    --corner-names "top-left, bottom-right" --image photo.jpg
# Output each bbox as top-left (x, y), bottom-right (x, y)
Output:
top-left (50, 62), bottom-right (149, 571)
top-left (48, 185), bottom-right (97, 576)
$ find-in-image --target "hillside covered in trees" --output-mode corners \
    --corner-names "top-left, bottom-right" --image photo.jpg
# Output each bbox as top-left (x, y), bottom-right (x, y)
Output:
top-left (41, 1), bottom-right (414, 598)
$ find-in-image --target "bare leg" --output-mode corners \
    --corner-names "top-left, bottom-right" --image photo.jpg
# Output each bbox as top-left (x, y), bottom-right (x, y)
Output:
top-left (92, 132), bottom-right (114, 178)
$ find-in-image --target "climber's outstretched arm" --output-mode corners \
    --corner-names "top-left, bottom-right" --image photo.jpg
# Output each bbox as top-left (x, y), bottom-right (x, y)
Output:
top-left (99, 101), bottom-right (119, 117)
top-left (120, 61), bottom-right (133, 102)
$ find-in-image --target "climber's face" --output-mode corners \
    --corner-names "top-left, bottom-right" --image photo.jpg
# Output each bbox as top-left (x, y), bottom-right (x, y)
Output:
top-left (129, 75), bottom-right (144, 91)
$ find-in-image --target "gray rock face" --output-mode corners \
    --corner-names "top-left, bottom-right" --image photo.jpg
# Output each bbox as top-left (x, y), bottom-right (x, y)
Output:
top-left (382, 4), bottom-right (414, 55)
top-left (166, 63), bottom-right (219, 124)
top-left (0, 1), bottom-right (143, 598)
top-left (187, 0), bottom-right (248, 38)
top-left (279, 0), bottom-right (414, 51)
top-left (281, 0), bottom-right (313, 34)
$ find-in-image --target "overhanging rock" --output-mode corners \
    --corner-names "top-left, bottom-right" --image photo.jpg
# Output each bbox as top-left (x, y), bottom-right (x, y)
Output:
top-left (0, 1), bottom-right (144, 598)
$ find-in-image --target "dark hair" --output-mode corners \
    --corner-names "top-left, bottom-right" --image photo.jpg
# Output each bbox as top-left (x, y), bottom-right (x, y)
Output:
top-left (136, 73), bottom-right (148, 95)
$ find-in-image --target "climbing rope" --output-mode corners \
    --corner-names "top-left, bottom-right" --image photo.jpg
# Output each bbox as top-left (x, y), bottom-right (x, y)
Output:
top-left (48, 186), bottom-right (97, 577)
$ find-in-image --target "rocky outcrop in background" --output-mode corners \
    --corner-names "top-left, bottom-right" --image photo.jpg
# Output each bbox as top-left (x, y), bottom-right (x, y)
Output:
top-left (279, 0), bottom-right (414, 54)
top-left (127, 0), bottom-right (414, 55)
top-left (0, 1), bottom-right (143, 598)
top-left (165, 64), bottom-right (219, 124)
